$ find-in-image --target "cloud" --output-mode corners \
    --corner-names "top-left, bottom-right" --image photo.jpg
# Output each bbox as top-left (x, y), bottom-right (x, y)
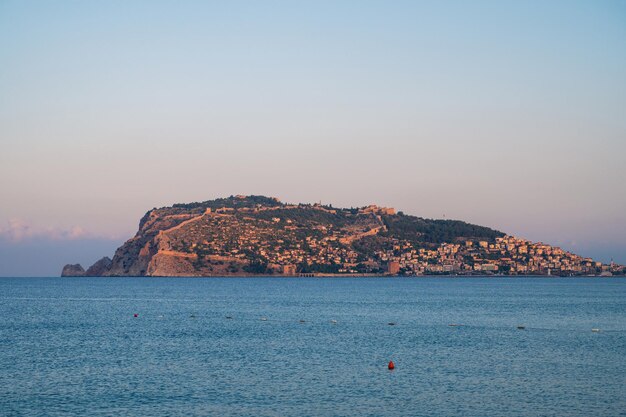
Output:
top-left (0, 218), bottom-right (114, 242)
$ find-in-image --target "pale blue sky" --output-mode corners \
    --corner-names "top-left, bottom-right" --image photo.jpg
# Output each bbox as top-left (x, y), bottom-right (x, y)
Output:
top-left (1, 1), bottom-right (625, 275)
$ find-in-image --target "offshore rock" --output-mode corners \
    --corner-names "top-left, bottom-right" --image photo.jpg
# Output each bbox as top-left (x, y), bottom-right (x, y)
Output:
top-left (61, 264), bottom-right (86, 277)
top-left (85, 257), bottom-right (112, 276)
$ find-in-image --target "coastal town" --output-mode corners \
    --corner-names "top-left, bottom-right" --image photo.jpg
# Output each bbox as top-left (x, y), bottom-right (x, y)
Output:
top-left (374, 235), bottom-right (623, 276)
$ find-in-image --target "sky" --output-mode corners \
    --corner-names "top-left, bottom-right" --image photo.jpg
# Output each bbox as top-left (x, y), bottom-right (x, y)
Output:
top-left (1, 0), bottom-right (625, 276)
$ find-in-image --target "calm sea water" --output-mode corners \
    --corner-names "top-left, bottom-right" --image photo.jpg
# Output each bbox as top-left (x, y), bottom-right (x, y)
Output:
top-left (0, 277), bottom-right (625, 417)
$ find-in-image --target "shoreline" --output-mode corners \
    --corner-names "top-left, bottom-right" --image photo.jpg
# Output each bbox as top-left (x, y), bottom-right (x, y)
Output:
top-left (53, 273), bottom-right (626, 278)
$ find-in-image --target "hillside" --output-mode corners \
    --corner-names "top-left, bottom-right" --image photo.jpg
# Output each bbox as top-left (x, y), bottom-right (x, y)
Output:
top-left (62, 195), bottom-right (622, 277)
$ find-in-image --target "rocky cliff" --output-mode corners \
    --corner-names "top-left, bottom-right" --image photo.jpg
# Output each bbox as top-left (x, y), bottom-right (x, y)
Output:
top-left (85, 257), bottom-right (112, 276)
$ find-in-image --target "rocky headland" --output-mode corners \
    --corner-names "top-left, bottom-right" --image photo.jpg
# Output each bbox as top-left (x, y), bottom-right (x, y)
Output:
top-left (62, 195), bottom-right (624, 277)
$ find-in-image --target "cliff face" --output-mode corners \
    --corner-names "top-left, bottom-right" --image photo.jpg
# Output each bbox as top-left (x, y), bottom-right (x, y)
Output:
top-left (105, 209), bottom-right (201, 276)
top-left (85, 257), bottom-right (112, 276)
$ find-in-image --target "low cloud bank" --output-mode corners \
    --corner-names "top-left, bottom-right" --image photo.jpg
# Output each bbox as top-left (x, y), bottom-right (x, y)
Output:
top-left (0, 219), bottom-right (128, 276)
top-left (0, 219), bottom-right (125, 242)
top-left (0, 236), bottom-right (123, 277)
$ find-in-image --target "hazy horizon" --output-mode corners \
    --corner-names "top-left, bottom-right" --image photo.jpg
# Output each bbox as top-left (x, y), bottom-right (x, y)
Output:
top-left (1, 1), bottom-right (625, 275)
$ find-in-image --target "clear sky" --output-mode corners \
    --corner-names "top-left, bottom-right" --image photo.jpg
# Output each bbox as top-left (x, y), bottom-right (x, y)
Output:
top-left (1, 1), bottom-right (625, 276)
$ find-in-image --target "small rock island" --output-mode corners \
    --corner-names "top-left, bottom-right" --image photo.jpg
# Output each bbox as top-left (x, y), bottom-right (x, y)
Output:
top-left (62, 195), bottom-right (624, 277)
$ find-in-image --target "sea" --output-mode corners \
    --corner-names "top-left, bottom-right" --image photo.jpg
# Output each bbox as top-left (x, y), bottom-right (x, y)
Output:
top-left (0, 277), bottom-right (624, 417)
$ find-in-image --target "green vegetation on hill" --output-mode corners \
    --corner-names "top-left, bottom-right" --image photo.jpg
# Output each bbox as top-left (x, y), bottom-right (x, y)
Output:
top-left (173, 195), bottom-right (283, 210)
top-left (247, 208), bottom-right (351, 228)
top-left (380, 214), bottom-right (504, 246)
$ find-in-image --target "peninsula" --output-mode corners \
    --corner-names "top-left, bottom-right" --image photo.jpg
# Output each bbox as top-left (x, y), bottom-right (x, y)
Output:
top-left (62, 195), bottom-right (624, 277)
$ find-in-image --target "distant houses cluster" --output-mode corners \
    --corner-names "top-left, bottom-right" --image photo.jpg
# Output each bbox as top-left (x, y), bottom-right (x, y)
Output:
top-left (377, 235), bottom-right (621, 276)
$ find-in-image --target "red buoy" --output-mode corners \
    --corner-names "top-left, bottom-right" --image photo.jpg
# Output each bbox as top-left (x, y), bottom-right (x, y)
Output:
top-left (388, 360), bottom-right (395, 370)
top-left (133, 313), bottom-right (138, 318)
